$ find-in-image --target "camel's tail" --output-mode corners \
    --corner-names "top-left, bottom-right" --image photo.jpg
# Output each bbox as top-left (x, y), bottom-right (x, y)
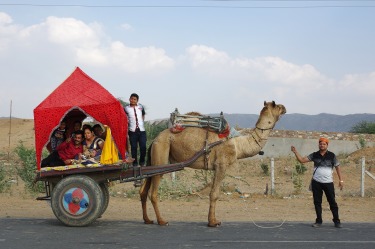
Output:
top-left (140, 143), bottom-right (153, 195)
top-left (139, 177), bottom-right (151, 193)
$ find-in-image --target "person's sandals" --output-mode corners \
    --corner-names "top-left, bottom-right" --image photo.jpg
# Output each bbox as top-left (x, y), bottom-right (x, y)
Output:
top-left (334, 222), bottom-right (342, 228)
top-left (312, 223), bottom-right (322, 228)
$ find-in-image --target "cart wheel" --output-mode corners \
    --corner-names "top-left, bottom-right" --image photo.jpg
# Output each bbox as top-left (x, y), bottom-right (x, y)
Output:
top-left (99, 182), bottom-right (110, 217)
top-left (51, 175), bottom-right (103, 227)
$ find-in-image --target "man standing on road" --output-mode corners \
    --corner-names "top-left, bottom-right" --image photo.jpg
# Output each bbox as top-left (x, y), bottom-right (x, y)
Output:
top-left (124, 93), bottom-right (147, 166)
top-left (291, 137), bottom-right (343, 228)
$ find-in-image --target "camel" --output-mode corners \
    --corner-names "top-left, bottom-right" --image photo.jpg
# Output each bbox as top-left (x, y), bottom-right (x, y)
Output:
top-left (139, 101), bottom-right (286, 227)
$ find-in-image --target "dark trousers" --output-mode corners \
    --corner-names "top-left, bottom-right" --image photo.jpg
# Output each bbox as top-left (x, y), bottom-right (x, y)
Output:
top-left (128, 130), bottom-right (147, 166)
top-left (41, 151), bottom-right (65, 167)
top-left (311, 179), bottom-right (340, 223)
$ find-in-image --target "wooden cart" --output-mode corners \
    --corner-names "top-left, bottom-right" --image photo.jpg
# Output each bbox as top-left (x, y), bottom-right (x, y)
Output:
top-left (32, 67), bottom-right (226, 226)
top-left (34, 141), bottom-right (223, 227)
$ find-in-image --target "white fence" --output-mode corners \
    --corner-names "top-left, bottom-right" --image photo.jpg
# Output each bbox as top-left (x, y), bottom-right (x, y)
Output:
top-left (361, 157), bottom-right (375, 197)
top-left (268, 156), bottom-right (375, 197)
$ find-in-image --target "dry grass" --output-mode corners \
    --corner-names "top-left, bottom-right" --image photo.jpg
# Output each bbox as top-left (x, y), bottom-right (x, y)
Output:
top-left (1, 118), bottom-right (374, 223)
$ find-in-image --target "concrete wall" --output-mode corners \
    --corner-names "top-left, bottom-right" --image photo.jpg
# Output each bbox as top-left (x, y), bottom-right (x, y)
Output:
top-left (239, 129), bottom-right (375, 159)
top-left (258, 137), bottom-right (375, 158)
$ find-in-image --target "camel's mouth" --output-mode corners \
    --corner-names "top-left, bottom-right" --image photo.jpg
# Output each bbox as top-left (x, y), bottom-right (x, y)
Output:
top-left (280, 105), bottom-right (287, 115)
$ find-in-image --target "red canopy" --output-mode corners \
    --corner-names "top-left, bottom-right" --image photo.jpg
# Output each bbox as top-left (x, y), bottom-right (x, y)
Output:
top-left (34, 67), bottom-right (128, 169)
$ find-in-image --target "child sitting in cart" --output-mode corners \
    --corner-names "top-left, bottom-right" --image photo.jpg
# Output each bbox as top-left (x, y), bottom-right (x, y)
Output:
top-left (70, 120), bottom-right (82, 138)
top-left (93, 123), bottom-right (106, 140)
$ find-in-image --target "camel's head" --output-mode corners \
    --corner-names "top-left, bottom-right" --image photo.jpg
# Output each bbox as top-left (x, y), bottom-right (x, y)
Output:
top-left (256, 101), bottom-right (286, 129)
top-left (263, 100), bottom-right (286, 116)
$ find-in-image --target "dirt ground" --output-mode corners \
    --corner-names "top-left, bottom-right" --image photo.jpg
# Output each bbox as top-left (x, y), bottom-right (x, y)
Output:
top-left (1, 118), bottom-right (374, 225)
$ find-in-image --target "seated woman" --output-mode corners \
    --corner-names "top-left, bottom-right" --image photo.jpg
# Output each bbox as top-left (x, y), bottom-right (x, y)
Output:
top-left (82, 126), bottom-right (104, 161)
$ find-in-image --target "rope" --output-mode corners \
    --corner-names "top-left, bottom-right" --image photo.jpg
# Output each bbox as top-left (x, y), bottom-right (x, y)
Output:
top-left (204, 130), bottom-right (209, 170)
top-left (234, 158), bottom-right (292, 229)
top-left (241, 199), bottom-right (288, 228)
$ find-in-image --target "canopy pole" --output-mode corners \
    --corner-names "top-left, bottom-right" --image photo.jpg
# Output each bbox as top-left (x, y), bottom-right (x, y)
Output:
top-left (8, 100), bottom-right (12, 162)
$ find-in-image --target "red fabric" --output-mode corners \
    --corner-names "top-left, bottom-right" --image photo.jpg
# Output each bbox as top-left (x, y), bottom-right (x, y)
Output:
top-left (169, 124), bottom-right (185, 133)
top-left (34, 67), bottom-right (128, 169)
top-left (218, 125), bottom-right (230, 138)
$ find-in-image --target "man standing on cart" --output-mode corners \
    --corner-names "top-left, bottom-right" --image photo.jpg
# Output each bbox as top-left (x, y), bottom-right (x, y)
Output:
top-left (124, 93), bottom-right (147, 166)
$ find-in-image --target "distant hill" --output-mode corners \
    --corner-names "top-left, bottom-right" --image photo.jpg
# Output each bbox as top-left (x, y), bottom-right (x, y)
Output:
top-left (3, 113), bottom-right (375, 133)
top-left (0, 117), bottom-right (21, 119)
top-left (220, 113), bottom-right (375, 132)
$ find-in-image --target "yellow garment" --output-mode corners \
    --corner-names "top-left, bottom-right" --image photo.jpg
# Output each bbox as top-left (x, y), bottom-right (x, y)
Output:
top-left (100, 127), bottom-right (119, 164)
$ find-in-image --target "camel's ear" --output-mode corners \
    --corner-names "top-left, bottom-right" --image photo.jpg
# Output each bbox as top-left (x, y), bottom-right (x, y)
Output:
top-left (264, 101), bottom-right (267, 106)
top-left (272, 101), bottom-right (276, 107)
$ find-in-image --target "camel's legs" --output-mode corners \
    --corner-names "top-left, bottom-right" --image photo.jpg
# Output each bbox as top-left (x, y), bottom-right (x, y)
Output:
top-left (145, 133), bottom-right (171, 226)
top-left (140, 178), bottom-right (154, 224)
top-left (208, 165), bottom-right (227, 227)
top-left (149, 175), bottom-right (169, 225)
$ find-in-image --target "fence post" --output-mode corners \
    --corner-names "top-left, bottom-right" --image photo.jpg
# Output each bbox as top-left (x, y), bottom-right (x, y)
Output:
top-left (361, 157), bottom-right (365, 197)
top-left (171, 172), bottom-right (176, 182)
top-left (271, 158), bottom-right (275, 195)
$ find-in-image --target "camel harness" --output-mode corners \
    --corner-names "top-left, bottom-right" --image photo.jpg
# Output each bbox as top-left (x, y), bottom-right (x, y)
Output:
top-left (169, 108), bottom-right (228, 134)
top-left (169, 108), bottom-right (229, 169)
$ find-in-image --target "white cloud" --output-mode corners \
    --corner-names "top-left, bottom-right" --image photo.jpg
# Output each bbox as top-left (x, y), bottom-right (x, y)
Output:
top-left (340, 72), bottom-right (375, 96)
top-left (109, 41), bottom-right (174, 72)
top-left (0, 13), bottom-right (174, 72)
top-left (185, 44), bottom-right (332, 92)
top-left (76, 47), bottom-right (108, 65)
top-left (120, 23), bottom-right (133, 30)
top-left (184, 44), bottom-right (375, 115)
top-left (0, 12), bottom-right (13, 25)
top-left (1, 12), bottom-right (375, 119)
top-left (0, 12), bottom-right (20, 50)
top-left (44, 17), bottom-right (174, 71)
top-left (254, 57), bottom-right (327, 85)
top-left (187, 45), bottom-right (230, 67)
top-left (46, 17), bottom-right (101, 47)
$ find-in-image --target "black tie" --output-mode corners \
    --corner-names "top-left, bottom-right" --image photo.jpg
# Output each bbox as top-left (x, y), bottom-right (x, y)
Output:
top-left (133, 107), bottom-right (139, 129)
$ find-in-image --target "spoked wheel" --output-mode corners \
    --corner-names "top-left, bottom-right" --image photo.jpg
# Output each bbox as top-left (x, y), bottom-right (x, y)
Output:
top-left (99, 182), bottom-right (110, 218)
top-left (51, 175), bottom-right (103, 227)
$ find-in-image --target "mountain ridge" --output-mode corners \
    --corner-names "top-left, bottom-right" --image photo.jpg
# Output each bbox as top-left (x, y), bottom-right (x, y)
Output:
top-left (219, 113), bottom-right (375, 132)
top-left (2, 113), bottom-right (375, 133)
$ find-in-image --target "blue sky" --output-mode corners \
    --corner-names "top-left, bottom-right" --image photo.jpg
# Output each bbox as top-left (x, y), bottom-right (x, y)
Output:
top-left (1, 1), bottom-right (374, 121)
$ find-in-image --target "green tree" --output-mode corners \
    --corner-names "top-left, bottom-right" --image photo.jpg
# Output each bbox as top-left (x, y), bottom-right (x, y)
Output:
top-left (359, 135), bottom-right (367, 149)
top-left (295, 162), bottom-right (307, 175)
top-left (0, 163), bottom-right (11, 192)
top-left (260, 163), bottom-right (269, 175)
top-left (350, 121), bottom-right (375, 134)
top-left (145, 121), bottom-right (168, 148)
top-left (117, 98), bottom-right (128, 107)
top-left (14, 143), bottom-right (44, 192)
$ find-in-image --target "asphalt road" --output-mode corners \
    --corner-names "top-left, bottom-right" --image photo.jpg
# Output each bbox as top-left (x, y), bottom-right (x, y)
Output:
top-left (1, 218), bottom-right (375, 249)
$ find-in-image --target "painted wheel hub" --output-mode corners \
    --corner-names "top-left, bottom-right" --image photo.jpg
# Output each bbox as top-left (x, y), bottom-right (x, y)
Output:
top-left (62, 188), bottom-right (89, 215)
